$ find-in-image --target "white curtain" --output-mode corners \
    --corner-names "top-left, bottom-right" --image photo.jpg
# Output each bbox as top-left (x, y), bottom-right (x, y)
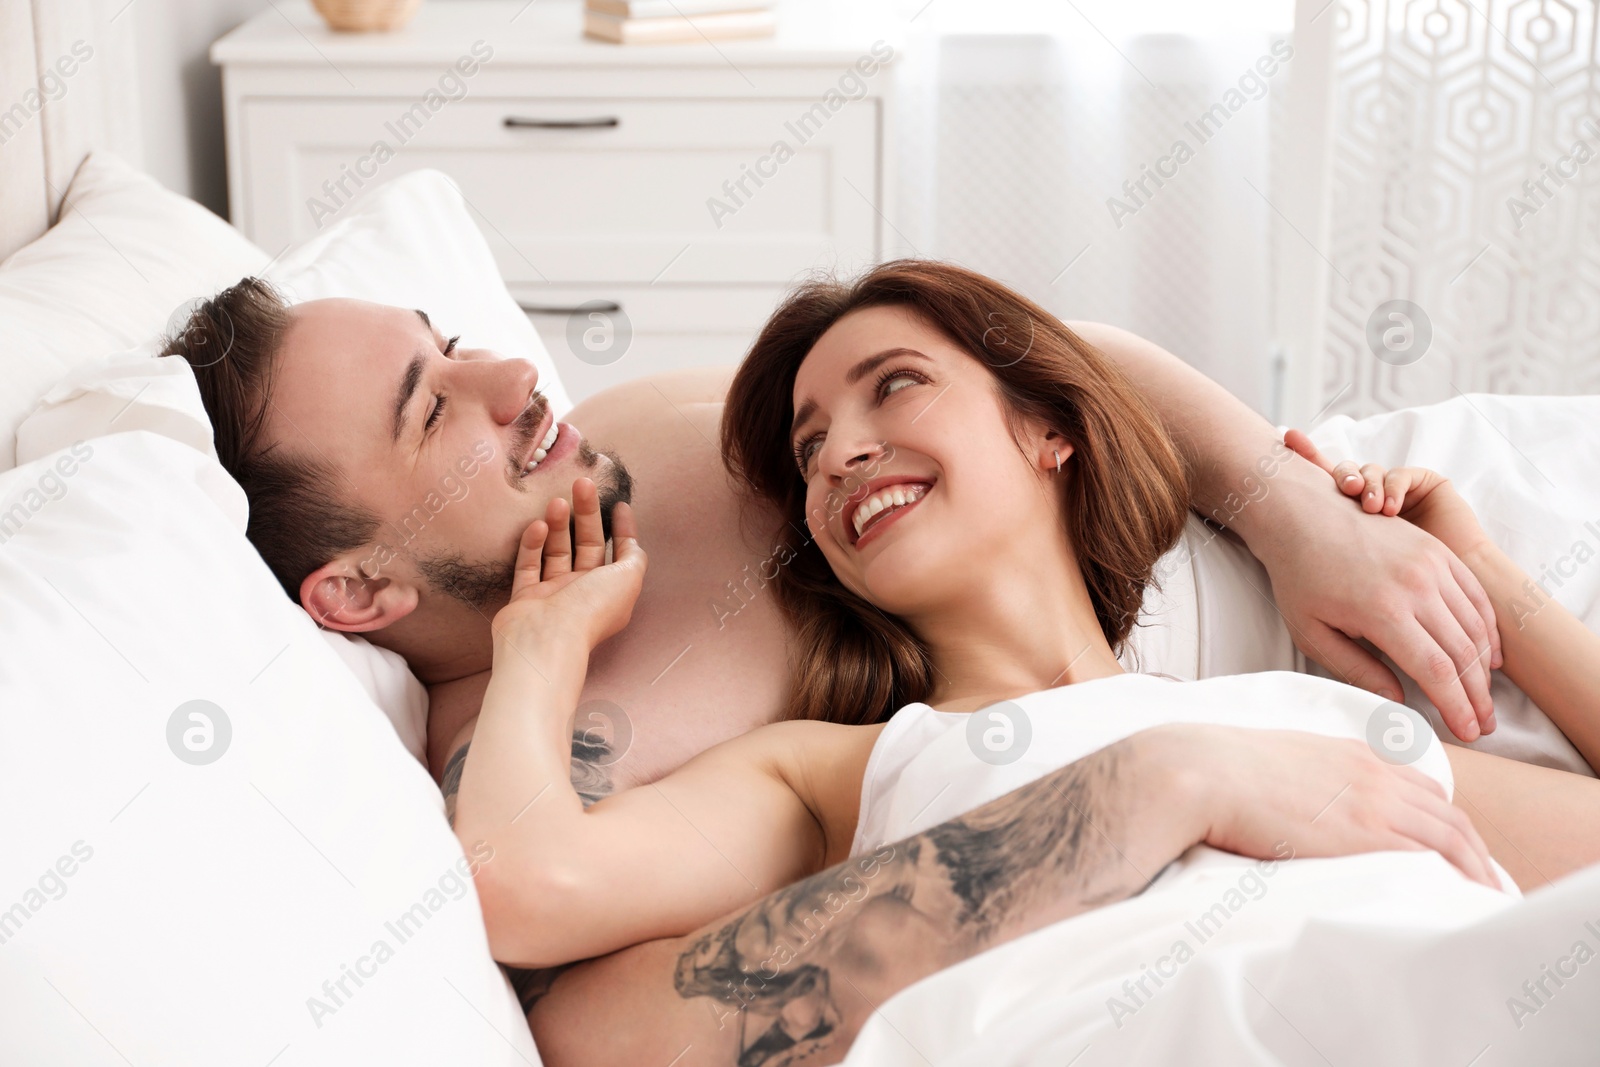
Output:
top-left (887, 0), bottom-right (1295, 416)
top-left (1315, 0), bottom-right (1600, 419)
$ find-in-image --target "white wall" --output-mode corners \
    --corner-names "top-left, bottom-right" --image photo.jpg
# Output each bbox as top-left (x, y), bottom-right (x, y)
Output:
top-left (131, 0), bottom-right (274, 216)
top-left (132, 1), bottom-right (493, 218)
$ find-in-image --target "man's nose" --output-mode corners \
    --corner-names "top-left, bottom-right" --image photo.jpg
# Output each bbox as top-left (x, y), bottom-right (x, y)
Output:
top-left (464, 355), bottom-right (541, 425)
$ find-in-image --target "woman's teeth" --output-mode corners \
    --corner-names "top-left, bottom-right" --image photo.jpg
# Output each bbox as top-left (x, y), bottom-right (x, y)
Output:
top-left (852, 483), bottom-right (930, 540)
top-left (522, 422), bottom-right (560, 474)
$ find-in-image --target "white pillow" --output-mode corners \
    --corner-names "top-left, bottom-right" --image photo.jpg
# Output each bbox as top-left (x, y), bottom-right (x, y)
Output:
top-left (17, 345), bottom-right (432, 760)
top-left (0, 432), bottom-right (538, 1065)
top-left (17, 344), bottom-right (221, 475)
top-left (0, 152), bottom-right (269, 470)
top-left (318, 630), bottom-right (430, 764)
top-left (262, 168), bottom-right (572, 418)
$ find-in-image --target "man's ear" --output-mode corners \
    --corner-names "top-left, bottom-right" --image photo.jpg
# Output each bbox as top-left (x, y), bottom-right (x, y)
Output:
top-left (300, 556), bottom-right (420, 633)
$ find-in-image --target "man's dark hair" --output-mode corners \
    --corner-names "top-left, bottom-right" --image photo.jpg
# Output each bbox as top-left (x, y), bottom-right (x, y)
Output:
top-left (162, 277), bottom-right (378, 601)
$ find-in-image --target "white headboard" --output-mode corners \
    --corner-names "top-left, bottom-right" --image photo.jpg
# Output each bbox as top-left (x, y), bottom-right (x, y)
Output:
top-left (0, 0), bottom-right (143, 261)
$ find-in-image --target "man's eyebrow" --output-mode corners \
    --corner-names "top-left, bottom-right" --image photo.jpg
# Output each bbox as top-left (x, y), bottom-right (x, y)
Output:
top-left (389, 310), bottom-right (438, 443)
top-left (790, 348), bottom-right (932, 436)
top-left (391, 352), bottom-right (426, 443)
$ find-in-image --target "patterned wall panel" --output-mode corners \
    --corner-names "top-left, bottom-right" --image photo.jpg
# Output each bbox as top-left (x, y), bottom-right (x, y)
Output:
top-left (1319, 0), bottom-right (1600, 417)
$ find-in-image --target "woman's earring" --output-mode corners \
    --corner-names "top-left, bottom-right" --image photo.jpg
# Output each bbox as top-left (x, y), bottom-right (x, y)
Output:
top-left (1053, 449), bottom-right (1062, 474)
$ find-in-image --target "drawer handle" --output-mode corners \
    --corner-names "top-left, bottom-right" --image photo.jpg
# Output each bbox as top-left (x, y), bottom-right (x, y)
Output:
top-left (504, 116), bottom-right (620, 129)
top-left (519, 300), bottom-right (623, 315)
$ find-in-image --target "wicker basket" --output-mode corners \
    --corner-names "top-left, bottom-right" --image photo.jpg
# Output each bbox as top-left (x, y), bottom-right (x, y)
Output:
top-left (310, 0), bottom-right (423, 32)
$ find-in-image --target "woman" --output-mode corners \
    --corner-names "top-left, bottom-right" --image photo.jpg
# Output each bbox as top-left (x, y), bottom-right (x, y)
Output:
top-left (451, 260), bottom-right (1599, 974)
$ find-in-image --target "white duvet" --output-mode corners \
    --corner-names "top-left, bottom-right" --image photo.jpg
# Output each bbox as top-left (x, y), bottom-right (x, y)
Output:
top-left (844, 847), bottom-right (1600, 1066)
top-left (841, 394), bottom-right (1600, 1067)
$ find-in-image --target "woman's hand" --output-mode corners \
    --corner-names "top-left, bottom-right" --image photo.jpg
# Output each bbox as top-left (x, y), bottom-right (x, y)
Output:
top-left (1157, 723), bottom-right (1502, 890)
top-left (1276, 429), bottom-right (1500, 742)
top-left (1284, 429), bottom-right (1494, 564)
top-left (492, 478), bottom-right (647, 655)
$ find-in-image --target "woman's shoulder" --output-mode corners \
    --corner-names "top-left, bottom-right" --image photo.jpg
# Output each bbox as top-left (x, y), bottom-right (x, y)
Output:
top-left (735, 719), bottom-right (888, 865)
top-left (650, 717), bottom-right (886, 864)
top-left (683, 716), bottom-right (884, 776)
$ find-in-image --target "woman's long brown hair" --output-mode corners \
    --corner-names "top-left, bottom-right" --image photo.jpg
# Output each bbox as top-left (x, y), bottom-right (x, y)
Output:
top-left (722, 259), bottom-right (1190, 727)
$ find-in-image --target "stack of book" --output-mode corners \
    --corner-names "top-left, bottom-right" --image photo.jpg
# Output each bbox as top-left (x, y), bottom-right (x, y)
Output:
top-left (583, 0), bottom-right (777, 44)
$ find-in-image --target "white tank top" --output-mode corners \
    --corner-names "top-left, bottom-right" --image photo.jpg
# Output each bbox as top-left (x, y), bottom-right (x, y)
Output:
top-left (849, 671), bottom-right (1454, 858)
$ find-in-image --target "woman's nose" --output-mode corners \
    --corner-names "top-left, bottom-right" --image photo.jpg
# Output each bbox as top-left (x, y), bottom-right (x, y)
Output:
top-left (821, 434), bottom-right (886, 481)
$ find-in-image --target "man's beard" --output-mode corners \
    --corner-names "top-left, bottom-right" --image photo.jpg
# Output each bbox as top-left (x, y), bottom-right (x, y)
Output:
top-left (417, 440), bottom-right (634, 611)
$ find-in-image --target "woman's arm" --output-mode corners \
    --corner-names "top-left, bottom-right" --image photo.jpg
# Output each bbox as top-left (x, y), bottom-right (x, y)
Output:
top-left (1446, 744), bottom-right (1600, 890)
top-left (1073, 321), bottom-right (1500, 738)
top-left (529, 722), bottom-right (1496, 1067)
top-left (451, 480), bottom-right (861, 967)
top-left (1457, 540), bottom-right (1600, 769)
top-left (465, 648), bottom-right (862, 966)
top-left (458, 631), bottom-right (821, 967)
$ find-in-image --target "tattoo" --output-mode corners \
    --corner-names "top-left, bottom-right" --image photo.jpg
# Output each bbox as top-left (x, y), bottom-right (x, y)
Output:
top-left (923, 743), bottom-right (1121, 929)
top-left (441, 742), bottom-right (470, 828)
top-left (441, 730), bottom-right (616, 827)
top-left (674, 867), bottom-right (854, 1067)
top-left (504, 960), bottom-right (578, 1015)
top-left (570, 732), bottom-right (615, 808)
top-left (672, 743), bottom-right (1133, 1066)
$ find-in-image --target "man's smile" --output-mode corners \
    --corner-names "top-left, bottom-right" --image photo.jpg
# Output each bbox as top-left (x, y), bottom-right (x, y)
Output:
top-left (520, 420), bottom-right (560, 475)
top-left (519, 422), bottom-right (581, 479)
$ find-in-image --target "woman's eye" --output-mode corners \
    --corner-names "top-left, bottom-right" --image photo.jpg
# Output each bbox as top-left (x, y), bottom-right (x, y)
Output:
top-left (877, 368), bottom-right (928, 398)
top-left (443, 335), bottom-right (460, 357)
top-left (794, 436), bottom-right (820, 473)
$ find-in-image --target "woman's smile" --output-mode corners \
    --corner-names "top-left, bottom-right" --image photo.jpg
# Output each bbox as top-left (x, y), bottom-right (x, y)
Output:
top-left (847, 477), bottom-right (935, 548)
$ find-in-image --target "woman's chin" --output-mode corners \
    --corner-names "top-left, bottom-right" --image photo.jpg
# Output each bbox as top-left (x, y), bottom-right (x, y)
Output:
top-left (856, 556), bottom-right (945, 616)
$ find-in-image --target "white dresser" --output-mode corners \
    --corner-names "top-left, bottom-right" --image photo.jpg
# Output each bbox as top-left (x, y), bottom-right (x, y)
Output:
top-left (211, 0), bottom-right (895, 399)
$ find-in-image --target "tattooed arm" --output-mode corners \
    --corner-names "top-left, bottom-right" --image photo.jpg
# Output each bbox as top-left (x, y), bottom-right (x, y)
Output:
top-left (523, 721), bottom-right (1498, 1067)
top-left (525, 729), bottom-right (1187, 1067)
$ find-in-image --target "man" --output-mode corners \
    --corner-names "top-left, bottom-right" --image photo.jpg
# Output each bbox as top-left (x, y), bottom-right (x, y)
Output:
top-left (164, 277), bottom-right (1500, 1064)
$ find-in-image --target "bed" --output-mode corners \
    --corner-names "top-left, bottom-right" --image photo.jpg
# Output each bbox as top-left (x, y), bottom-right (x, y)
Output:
top-left (5, 4), bottom-right (1600, 1066)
